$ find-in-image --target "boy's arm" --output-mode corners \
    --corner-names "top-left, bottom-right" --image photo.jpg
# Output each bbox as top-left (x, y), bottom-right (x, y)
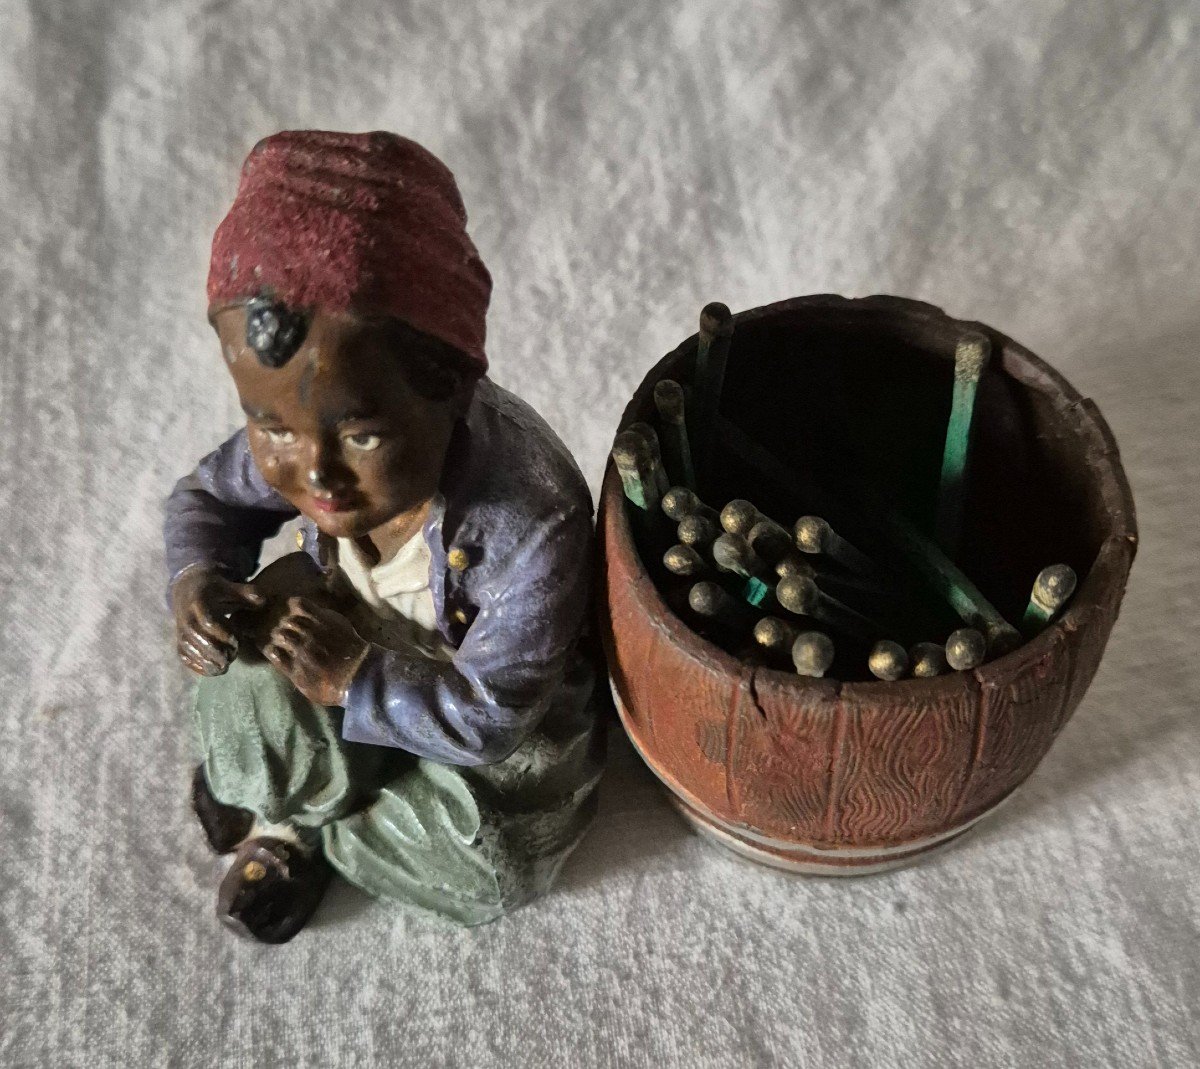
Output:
top-left (340, 507), bottom-right (594, 766)
top-left (164, 427), bottom-right (299, 592)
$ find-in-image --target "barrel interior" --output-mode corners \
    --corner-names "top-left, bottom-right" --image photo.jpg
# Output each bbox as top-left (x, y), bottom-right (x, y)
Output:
top-left (627, 302), bottom-right (1119, 678)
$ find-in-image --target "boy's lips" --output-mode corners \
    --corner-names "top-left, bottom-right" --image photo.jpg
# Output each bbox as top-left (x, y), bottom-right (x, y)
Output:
top-left (309, 495), bottom-right (355, 514)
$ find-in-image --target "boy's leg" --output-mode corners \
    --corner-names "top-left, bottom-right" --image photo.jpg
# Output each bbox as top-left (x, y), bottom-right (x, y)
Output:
top-left (191, 651), bottom-right (387, 942)
top-left (322, 664), bottom-right (606, 927)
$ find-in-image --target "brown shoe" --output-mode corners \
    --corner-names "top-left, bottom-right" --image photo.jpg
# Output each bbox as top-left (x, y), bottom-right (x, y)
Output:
top-left (217, 836), bottom-right (332, 944)
top-left (191, 764), bottom-right (254, 854)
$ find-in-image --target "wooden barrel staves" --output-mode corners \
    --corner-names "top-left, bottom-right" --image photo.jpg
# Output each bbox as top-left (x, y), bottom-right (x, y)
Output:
top-left (597, 294), bottom-right (1137, 875)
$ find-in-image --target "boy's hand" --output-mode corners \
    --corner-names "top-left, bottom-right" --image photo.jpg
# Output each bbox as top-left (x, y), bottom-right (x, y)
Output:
top-left (262, 597), bottom-right (370, 706)
top-left (171, 566), bottom-right (266, 676)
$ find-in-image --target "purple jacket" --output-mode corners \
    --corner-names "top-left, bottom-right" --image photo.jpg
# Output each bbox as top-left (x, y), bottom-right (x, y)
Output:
top-left (164, 377), bottom-right (597, 766)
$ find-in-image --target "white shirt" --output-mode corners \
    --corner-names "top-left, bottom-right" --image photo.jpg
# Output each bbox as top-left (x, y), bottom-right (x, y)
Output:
top-left (335, 531), bottom-right (453, 662)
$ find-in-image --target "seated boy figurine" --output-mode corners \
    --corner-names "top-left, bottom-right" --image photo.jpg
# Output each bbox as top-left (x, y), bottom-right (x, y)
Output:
top-left (164, 130), bottom-right (604, 943)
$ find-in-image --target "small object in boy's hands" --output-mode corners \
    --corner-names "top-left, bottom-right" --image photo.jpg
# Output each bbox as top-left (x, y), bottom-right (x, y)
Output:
top-left (663, 544), bottom-right (709, 578)
top-left (754, 616), bottom-right (798, 657)
top-left (720, 499), bottom-right (761, 538)
top-left (868, 640), bottom-right (909, 681)
top-left (909, 642), bottom-right (948, 678)
top-left (793, 515), bottom-right (878, 577)
top-left (627, 421), bottom-right (671, 498)
top-left (678, 513), bottom-right (721, 550)
top-left (661, 486), bottom-right (719, 524)
top-left (935, 332), bottom-right (991, 555)
top-left (1022, 564), bottom-right (1078, 634)
top-left (945, 628), bottom-right (987, 671)
top-left (792, 631), bottom-right (835, 678)
top-left (653, 380), bottom-right (698, 490)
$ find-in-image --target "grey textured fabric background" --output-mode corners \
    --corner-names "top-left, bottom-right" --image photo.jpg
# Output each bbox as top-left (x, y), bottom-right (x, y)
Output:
top-left (1, 2), bottom-right (1197, 1066)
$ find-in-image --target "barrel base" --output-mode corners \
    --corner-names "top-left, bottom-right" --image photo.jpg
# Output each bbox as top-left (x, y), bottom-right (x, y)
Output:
top-left (669, 793), bottom-right (1002, 876)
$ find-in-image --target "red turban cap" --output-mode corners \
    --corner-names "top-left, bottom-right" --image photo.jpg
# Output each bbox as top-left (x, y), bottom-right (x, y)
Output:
top-left (208, 130), bottom-right (492, 374)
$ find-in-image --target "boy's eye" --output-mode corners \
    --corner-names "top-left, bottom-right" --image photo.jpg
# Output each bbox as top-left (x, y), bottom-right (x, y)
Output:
top-left (344, 433), bottom-right (382, 452)
top-left (261, 427), bottom-right (297, 445)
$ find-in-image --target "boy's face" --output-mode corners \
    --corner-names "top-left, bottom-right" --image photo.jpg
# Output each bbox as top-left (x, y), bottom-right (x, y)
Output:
top-left (214, 306), bottom-right (466, 540)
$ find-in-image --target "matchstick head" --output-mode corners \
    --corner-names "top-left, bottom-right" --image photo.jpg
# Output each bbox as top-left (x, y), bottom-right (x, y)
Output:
top-left (663, 544), bottom-right (706, 577)
top-left (792, 631), bottom-right (835, 678)
top-left (712, 532), bottom-right (757, 577)
top-left (776, 574), bottom-right (819, 616)
top-left (775, 554), bottom-right (816, 581)
top-left (678, 513), bottom-right (720, 548)
top-left (1032, 564), bottom-right (1078, 614)
top-left (945, 628), bottom-right (987, 670)
top-left (689, 581), bottom-right (728, 618)
top-left (747, 520), bottom-right (793, 564)
top-left (626, 421), bottom-right (663, 462)
top-left (662, 486), bottom-right (700, 521)
top-left (793, 516), bottom-right (830, 555)
top-left (909, 642), bottom-right (948, 677)
top-left (611, 429), bottom-right (651, 469)
top-left (753, 616), bottom-right (796, 654)
top-left (720, 499), bottom-right (759, 537)
top-left (953, 332), bottom-right (991, 383)
top-left (653, 379), bottom-right (687, 424)
top-left (868, 640), bottom-right (909, 681)
top-left (698, 302), bottom-right (733, 341)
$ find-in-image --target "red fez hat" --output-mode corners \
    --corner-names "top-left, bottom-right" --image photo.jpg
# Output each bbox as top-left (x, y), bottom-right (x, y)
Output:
top-left (208, 130), bottom-right (492, 374)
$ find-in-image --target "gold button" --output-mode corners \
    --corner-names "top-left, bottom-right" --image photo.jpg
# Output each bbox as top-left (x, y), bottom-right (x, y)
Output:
top-left (243, 860), bottom-right (267, 882)
top-left (295, 530), bottom-right (305, 549)
top-left (447, 547), bottom-right (469, 571)
top-left (454, 609), bottom-right (469, 624)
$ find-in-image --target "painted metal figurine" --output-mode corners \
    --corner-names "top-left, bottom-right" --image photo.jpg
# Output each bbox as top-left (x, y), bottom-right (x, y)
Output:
top-left (164, 131), bottom-right (604, 942)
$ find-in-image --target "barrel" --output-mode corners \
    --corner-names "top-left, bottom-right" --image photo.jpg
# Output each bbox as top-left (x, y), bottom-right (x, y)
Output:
top-left (597, 294), bottom-right (1137, 874)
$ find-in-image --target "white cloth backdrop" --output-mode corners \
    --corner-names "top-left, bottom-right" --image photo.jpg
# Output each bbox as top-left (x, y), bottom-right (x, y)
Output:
top-left (1, 1), bottom-right (1197, 1066)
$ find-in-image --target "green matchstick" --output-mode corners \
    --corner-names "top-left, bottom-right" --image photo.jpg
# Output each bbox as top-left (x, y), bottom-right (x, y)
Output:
top-left (1021, 564), bottom-right (1078, 635)
top-left (880, 511), bottom-right (1020, 653)
top-left (653, 379), bottom-right (698, 490)
top-left (612, 430), bottom-right (658, 513)
top-left (935, 332), bottom-right (991, 556)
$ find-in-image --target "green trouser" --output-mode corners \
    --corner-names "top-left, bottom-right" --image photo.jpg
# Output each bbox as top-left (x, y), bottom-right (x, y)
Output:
top-left (193, 650), bottom-right (604, 927)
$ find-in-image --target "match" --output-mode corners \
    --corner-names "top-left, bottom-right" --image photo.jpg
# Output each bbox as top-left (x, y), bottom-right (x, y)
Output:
top-left (663, 544), bottom-right (710, 579)
top-left (693, 302), bottom-right (734, 492)
top-left (627, 421), bottom-right (671, 498)
top-left (712, 532), bottom-right (769, 580)
top-left (612, 430), bottom-right (661, 515)
top-left (746, 519), bottom-right (794, 565)
top-left (661, 486), bottom-right (720, 525)
top-left (792, 631), bottom-right (836, 678)
top-left (935, 332), bottom-right (991, 555)
top-left (909, 642), bottom-right (948, 678)
top-left (719, 499), bottom-right (760, 538)
top-left (677, 513), bottom-right (721, 551)
top-left (1022, 564), bottom-right (1078, 635)
top-left (753, 616), bottom-right (798, 658)
top-left (793, 515), bottom-right (879, 578)
top-left (880, 511), bottom-right (1020, 653)
top-left (945, 628), bottom-right (987, 671)
top-left (689, 580), bottom-right (755, 630)
top-left (775, 574), bottom-right (883, 642)
top-left (653, 379), bottom-right (698, 490)
top-left (868, 640), bottom-right (909, 681)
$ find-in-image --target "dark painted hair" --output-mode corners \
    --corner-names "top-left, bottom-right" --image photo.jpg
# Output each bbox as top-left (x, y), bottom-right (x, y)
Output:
top-left (239, 297), bottom-right (480, 402)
